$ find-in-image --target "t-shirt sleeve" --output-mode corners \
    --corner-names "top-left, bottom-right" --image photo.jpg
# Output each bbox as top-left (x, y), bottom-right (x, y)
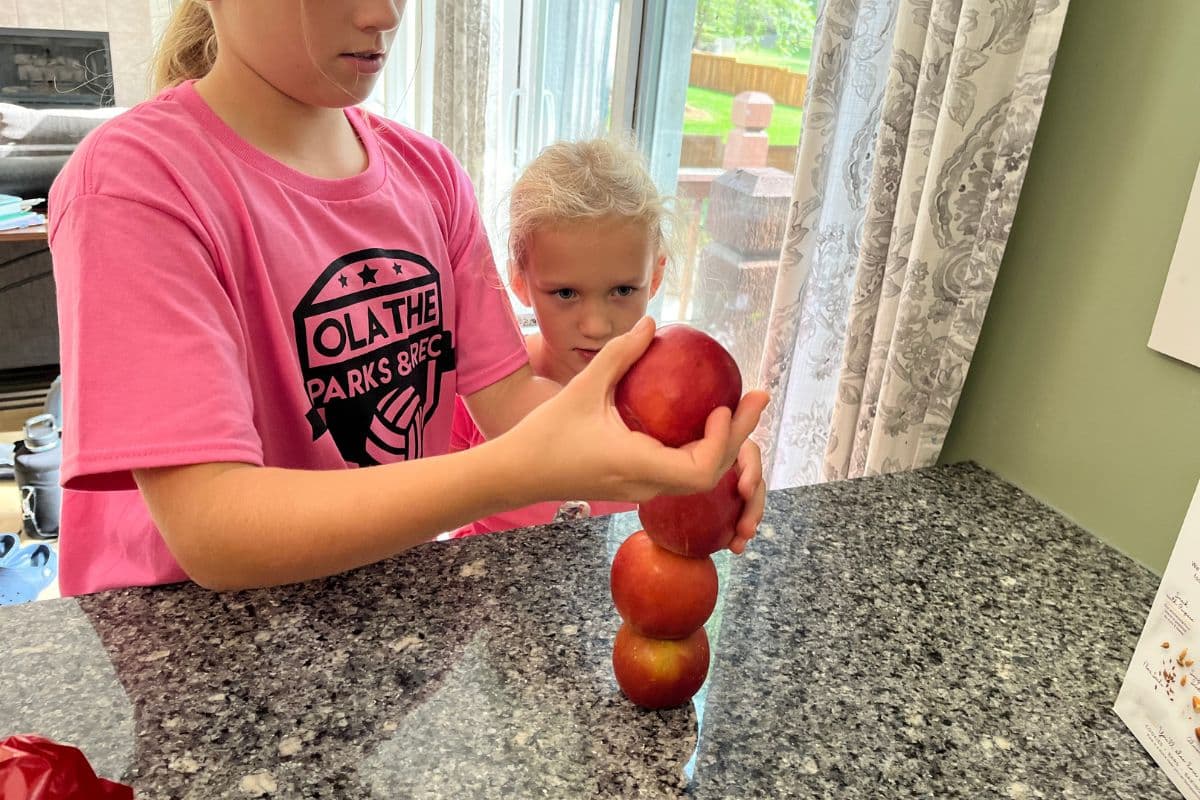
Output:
top-left (441, 159), bottom-right (528, 397)
top-left (52, 193), bottom-right (264, 492)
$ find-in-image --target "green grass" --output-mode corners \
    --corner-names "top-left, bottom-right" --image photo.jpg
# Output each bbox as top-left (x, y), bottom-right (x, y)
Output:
top-left (683, 86), bottom-right (803, 146)
top-left (731, 46), bottom-right (810, 75)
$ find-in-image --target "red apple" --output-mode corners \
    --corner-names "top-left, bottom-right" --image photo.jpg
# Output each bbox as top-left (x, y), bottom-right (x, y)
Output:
top-left (612, 623), bottom-right (710, 709)
top-left (615, 324), bottom-right (742, 447)
top-left (610, 530), bottom-right (718, 639)
top-left (639, 467), bottom-right (743, 557)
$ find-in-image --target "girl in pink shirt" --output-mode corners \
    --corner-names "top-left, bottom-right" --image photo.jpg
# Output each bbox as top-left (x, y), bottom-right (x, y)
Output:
top-left (449, 138), bottom-right (765, 545)
top-left (48, 0), bottom-right (769, 595)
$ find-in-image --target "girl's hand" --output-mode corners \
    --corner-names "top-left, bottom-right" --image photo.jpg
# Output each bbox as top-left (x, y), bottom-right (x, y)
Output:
top-left (728, 437), bottom-right (767, 555)
top-left (498, 317), bottom-right (768, 505)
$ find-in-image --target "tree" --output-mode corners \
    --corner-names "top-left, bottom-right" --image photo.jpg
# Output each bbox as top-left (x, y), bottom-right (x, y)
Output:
top-left (767, 0), bottom-right (817, 57)
top-left (693, 0), bottom-right (816, 59)
top-left (692, 0), bottom-right (738, 50)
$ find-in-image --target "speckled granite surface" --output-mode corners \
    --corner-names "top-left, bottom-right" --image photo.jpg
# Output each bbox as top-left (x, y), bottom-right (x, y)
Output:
top-left (0, 463), bottom-right (1178, 798)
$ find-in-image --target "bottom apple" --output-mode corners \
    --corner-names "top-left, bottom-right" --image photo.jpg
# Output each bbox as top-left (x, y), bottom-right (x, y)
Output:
top-left (612, 623), bottom-right (710, 709)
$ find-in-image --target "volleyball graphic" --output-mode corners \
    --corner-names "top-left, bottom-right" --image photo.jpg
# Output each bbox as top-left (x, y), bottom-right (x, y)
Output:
top-left (364, 362), bottom-right (439, 463)
top-left (293, 248), bottom-right (455, 466)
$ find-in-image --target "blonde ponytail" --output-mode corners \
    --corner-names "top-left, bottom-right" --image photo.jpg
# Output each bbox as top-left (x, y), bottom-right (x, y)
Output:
top-left (151, 0), bottom-right (218, 92)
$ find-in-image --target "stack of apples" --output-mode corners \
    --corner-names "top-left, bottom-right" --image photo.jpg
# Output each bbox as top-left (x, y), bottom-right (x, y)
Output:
top-left (609, 325), bottom-right (745, 709)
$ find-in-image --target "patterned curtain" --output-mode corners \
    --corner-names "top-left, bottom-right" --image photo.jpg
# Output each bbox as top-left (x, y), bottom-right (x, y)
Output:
top-left (757, 0), bottom-right (1070, 488)
top-left (432, 0), bottom-right (491, 202)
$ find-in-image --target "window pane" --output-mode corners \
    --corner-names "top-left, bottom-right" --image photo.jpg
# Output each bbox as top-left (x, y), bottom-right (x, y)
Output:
top-left (644, 0), bottom-right (817, 387)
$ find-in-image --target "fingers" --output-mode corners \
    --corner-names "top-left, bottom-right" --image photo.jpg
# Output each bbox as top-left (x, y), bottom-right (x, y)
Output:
top-left (645, 390), bottom-right (769, 497)
top-left (735, 439), bottom-right (763, 498)
top-left (642, 405), bottom-right (732, 496)
top-left (710, 390), bottom-right (770, 476)
top-left (730, 390), bottom-right (770, 446)
top-left (571, 316), bottom-right (655, 394)
top-left (687, 404), bottom-right (734, 482)
top-left (735, 476), bottom-right (766, 542)
top-left (723, 432), bottom-right (767, 556)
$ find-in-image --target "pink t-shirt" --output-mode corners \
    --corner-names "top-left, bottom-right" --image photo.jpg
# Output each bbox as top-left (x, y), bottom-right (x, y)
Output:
top-left (49, 80), bottom-right (528, 595)
top-left (447, 397), bottom-right (634, 537)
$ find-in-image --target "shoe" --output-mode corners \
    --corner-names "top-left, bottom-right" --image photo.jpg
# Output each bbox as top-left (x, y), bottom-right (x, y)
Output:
top-left (0, 533), bottom-right (19, 566)
top-left (0, 543), bottom-right (57, 605)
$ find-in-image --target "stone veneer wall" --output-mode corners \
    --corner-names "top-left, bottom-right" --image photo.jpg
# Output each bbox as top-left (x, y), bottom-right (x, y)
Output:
top-left (0, 0), bottom-right (172, 107)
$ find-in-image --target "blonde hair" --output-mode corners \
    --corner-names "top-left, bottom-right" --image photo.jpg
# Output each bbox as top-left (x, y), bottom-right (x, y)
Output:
top-left (508, 136), bottom-right (678, 273)
top-left (152, 0), bottom-right (218, 92)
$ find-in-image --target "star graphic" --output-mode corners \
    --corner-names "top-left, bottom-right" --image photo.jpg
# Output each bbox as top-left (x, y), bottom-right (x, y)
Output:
top-left (357, 263), bottom-right (379, 286)
top-left (393, 262), bottom-right (404, 275)
top-left (338, 274), bottom-right (349, 288)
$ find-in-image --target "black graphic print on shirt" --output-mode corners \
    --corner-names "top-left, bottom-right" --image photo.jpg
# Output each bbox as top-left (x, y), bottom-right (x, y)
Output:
top-left (294, 248), bottom-right (456, 466)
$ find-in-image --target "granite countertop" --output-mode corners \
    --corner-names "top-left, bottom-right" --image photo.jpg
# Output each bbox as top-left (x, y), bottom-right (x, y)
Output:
top-left (0, 463), bottom-right (1177, 798)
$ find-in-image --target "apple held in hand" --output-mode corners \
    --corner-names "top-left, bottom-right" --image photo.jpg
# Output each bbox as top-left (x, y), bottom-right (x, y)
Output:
top-left (612, 623), bottom-right (710, 709)
top-left (610, 530), bottom-right (718, 639)
top-left (615, 324), bottom-right (742, 448)
top-left (639, 467), bottom-right (744, 557)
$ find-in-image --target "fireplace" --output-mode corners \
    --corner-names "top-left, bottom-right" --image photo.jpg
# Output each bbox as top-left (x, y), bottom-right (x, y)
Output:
top-left (0, 27), bottom-right (113, 108)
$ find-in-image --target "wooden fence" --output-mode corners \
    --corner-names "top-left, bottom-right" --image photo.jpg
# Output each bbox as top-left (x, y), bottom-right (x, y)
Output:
top-left (689, 51), bottom-right (808, 107)
top-left (766, 145), bottom-right (798, 173)
top-left (680, 135), bottom-right (797, 174)
top-left (680, 135), bottom-right (722, 169)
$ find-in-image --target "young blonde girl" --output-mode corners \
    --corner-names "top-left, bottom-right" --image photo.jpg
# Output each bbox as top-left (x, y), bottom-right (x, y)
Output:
top-left (450, 138), bottom-right (764, 551)
top-left (48, 0), bottom-right (768, 595)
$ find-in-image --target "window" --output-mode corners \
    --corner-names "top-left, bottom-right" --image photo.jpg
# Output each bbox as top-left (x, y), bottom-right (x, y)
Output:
top-left (371, 0), bottom-right (815, 361)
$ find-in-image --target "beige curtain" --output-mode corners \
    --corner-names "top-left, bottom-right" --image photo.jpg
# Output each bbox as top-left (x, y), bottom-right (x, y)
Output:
top-left (432, 0), bottom-right (491, 201)
top-left (757, 0), bottom-right (1070, 487)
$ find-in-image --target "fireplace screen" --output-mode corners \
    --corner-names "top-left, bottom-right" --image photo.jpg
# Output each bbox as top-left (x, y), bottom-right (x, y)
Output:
top-left (0, 27), bottom-right (113, 107)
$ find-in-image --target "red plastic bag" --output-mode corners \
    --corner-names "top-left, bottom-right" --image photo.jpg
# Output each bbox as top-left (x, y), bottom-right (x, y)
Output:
top-left (0, 735), bottom-right (133, 799)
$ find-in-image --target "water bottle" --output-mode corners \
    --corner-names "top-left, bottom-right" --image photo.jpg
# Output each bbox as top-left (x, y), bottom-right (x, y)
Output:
top-left (13, 413), bottom-right (61, 540)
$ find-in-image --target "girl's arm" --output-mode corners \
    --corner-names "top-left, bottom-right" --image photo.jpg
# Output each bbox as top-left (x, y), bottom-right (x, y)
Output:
top-left (135, 440), bottom-right (550, 591)
top-left (460, 362), bottom-right (561, 439)
top-left (135, 318), bottom-right (767, 591)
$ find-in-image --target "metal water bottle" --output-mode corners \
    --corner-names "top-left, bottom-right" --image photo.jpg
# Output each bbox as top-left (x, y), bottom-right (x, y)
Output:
top-left (13, 413), bottom-right (61, 540)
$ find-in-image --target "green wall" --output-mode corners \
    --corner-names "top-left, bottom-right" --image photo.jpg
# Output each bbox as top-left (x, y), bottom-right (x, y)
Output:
top-left (939, 0), bottom-right (1200, 574)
